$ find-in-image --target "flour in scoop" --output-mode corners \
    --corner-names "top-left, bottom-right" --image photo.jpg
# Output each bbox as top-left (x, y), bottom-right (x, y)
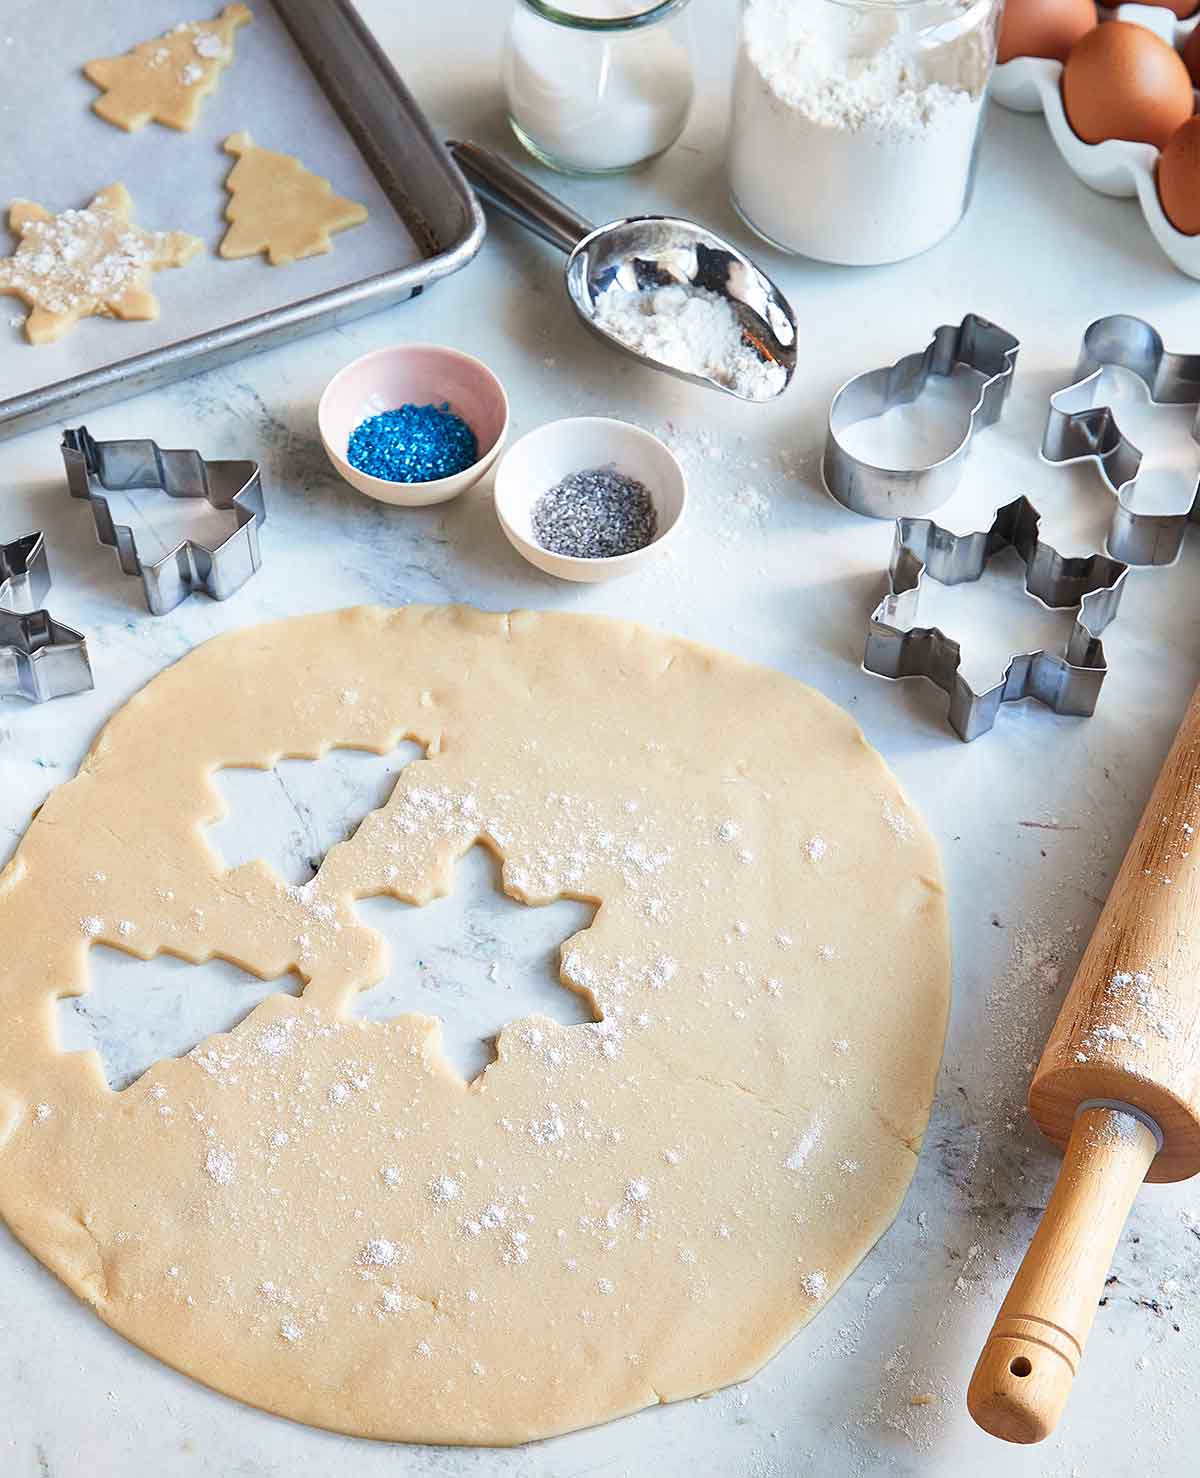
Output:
top-left (729, 0), bottom-right (997, 265)
top-left (594, 283), bottom-right (786, 400)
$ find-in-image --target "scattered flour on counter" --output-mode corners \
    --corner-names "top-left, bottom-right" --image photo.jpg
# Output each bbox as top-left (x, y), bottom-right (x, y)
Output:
top-left (882, 797), bottom-right (915, 841)
top-left (358, 1237), bottom-right (398, 1268)
top-left (594, 284), bottom-right (786, 402)
top-left (785, 1115), bottom-right (824, 1170)
top-left (800, 1269), bottom-right (827, 1298)
top-left (430, 1173), bottom-right (461, 1204)
top-left (204, 1147), bottom-right (236, 1186)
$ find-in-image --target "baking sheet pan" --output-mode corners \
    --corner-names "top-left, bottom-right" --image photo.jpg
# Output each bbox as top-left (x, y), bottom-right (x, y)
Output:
top-left (0, 0), bottom-right (484, 438)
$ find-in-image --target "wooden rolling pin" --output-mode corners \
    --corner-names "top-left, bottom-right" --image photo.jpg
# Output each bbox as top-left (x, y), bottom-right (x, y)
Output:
top-left (969, 687), bottom-right (1200, 1443)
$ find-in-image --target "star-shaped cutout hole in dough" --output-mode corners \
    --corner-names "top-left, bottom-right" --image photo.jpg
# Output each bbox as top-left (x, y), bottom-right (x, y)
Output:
top-left (0, 185), bottom-right (202, 346)
top-left (219, 130), bottom-right (368, 266)
top-left (84, 3), bottom-right (253, 133)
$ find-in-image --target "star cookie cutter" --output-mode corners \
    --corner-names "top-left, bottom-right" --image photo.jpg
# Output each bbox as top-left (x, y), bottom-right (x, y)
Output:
top-left (864, 496), bottom-right (1128, 742)
top-left (823, 314), bottom-right (1021, 520)
top-left (1, 609), bottom-right (93, 704)
top-left (1042, 315), bottom-right (1200, 568)
top-left (61, 426), bottom-right (266, 616)
top-left (0, 530), bottom-right (50, 613)
top-left (0, 533), bottom-right (92, 702)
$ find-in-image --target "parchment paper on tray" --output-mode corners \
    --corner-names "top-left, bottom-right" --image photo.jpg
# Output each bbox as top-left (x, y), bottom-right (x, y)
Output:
top-left (0, 0), bottom-right (482, 437)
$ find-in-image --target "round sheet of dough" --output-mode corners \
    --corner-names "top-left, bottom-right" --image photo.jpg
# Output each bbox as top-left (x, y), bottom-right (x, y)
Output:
top-left (0, 606), bottom-right (949, 1444)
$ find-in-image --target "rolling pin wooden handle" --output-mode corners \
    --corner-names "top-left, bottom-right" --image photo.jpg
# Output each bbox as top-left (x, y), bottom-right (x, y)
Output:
top-left (968, 1106), bottom-right (1160, 1444)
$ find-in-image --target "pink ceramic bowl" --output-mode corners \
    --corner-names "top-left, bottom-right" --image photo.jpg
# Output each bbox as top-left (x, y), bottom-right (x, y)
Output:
top-left (318, 344), bottom-right (510, 506)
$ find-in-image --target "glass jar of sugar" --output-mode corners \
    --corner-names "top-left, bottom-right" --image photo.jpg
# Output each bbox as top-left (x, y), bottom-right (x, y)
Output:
top-left (729, 0), bottom-right (1001, 265)
top-left (502, 0), bottom-right (695, 174)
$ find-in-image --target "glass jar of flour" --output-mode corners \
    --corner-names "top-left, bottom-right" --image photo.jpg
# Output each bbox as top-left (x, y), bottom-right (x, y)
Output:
top-left (729, 0), bottom-right (1001, 265)
top-left (502, 0), bottom-right (695, 174)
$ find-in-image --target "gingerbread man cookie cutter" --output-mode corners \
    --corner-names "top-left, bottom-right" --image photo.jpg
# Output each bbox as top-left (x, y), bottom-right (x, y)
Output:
top-left (1042, 315), bottom-right (1200, 568)
top-left (61, 426), bottom-right (266, 616)
top-left (864, 496), bottom-right (1128, 742)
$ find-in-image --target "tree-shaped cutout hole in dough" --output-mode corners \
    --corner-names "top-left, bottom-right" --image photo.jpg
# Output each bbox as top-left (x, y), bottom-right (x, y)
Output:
top-left (56, 946), bottom-right (304, 1091)
top-left (207, 740), bottom-right (425, 885)
top-left (354, 844), bottom-right (598, 1083)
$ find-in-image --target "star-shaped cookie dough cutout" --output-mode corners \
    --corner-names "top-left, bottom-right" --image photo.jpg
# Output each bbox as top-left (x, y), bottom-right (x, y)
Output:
top-left (0, 185), bottom-right (202, 345)
top-left (84, 3), bottom-right (253, 133)
top-left (219, 131), bottom-right (368, 266)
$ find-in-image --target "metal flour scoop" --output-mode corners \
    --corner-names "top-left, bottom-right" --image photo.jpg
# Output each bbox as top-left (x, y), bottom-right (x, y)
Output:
top-left (448, 141), bottom-right (797, 403)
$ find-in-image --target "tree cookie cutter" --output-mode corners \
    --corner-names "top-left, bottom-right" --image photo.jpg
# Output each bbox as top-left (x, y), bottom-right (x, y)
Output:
top-left (0, 530), bottom-right (93, 703)
top-left (61, 426), bottom-right (266, 615)
top-left (1042, 315), bottom-right (1200, 568)
top-left (864, 496), bottom-right (1128, 742)
top-left (823, 314), bottom-right (1020, 520)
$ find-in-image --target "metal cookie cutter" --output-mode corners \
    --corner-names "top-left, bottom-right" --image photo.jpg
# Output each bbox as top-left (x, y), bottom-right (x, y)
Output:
top-left (864, 496), bottom-right (1128, 742)
top-left (0, 531), bottom-right (92, 703)
top-left (61, 426), bottom-right (266, 616)
top-left (1043, 315), bottom-right (1200, 568)
top-left (1, 610), bottom-right (93, 704)
top-left (823, 314), bottom-right (1020, 520)
top-left (0, 530), bottom-right (50, 612)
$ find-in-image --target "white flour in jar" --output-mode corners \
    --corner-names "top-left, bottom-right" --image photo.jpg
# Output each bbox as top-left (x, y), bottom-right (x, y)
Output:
top-left (503, 1), bottom-right (693, 173)
top-left (729, 0), bottom-right (994, 265)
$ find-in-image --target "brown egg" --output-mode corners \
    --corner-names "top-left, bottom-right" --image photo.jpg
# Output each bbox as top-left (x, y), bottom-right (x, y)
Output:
top-left (1063, 22), bottom-right (1195, 151)
top-left (1184, 23), bottom-right (1200, 86)
top-left (1158, 117), bottom-right (1200, 234)
top-left (997, 0), bottom-right (1096, 64)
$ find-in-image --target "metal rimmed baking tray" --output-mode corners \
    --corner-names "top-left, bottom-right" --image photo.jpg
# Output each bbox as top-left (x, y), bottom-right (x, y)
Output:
top-left (0, 0), bottom-right (485, 439)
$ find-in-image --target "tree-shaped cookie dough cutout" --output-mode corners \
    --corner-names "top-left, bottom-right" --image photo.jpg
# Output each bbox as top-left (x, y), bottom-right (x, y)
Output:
top-left (57, 947), bottom-right (304, 1091)
top-left (84, 3), bottom-right (253, 133)
top-left (0, 185), bottom-right (201, 345)
top-left (219, 131), bottom-right (368, 266)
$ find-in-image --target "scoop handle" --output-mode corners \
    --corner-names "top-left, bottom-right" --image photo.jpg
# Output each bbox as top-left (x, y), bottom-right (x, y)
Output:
top-left (967, 1105), bottom-right (1159, 1444)
top-left (447, 141), bottom-right (595, 253)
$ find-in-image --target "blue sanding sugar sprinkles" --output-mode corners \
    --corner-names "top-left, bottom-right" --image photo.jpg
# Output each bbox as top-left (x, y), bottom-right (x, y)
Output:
top-left (347, 402), bottom-right (478, 484)
top-left (531, 466), bottom-right (658, 559)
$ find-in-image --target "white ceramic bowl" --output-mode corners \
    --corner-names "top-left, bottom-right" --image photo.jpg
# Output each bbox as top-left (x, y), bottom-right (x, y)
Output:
top-left (318, 344), bottom-right (510, 506)
top-left (493, 417), bottom-right (687, 583)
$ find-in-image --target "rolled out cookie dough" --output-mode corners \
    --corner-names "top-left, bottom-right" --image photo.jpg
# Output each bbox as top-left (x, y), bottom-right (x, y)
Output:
top-left (0, 606), bottom-right (949, 1444)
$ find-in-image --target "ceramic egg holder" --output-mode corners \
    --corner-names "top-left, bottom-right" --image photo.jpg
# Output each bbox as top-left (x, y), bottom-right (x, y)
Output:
top-left (992, 4), bottom-right (1200, 278)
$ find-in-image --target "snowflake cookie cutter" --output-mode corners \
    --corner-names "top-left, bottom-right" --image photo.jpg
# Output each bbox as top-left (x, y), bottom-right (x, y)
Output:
top-left (823, 313), bottom-right (1021, 520)
top-left (61, 426), bottom-right (266, 616)
top-left (0, 530), bottom-right (93, 703)
top-left (864, 496), bottom-right (1128, 742)
top-left (1042, 315), bottom-right (1200, 568)
top-left (0, 531), bottom-right (50, 613)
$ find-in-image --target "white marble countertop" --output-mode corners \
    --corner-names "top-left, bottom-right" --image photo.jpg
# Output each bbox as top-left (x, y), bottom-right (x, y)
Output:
top-left (4, 2), bottom-right (1200, 1474)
